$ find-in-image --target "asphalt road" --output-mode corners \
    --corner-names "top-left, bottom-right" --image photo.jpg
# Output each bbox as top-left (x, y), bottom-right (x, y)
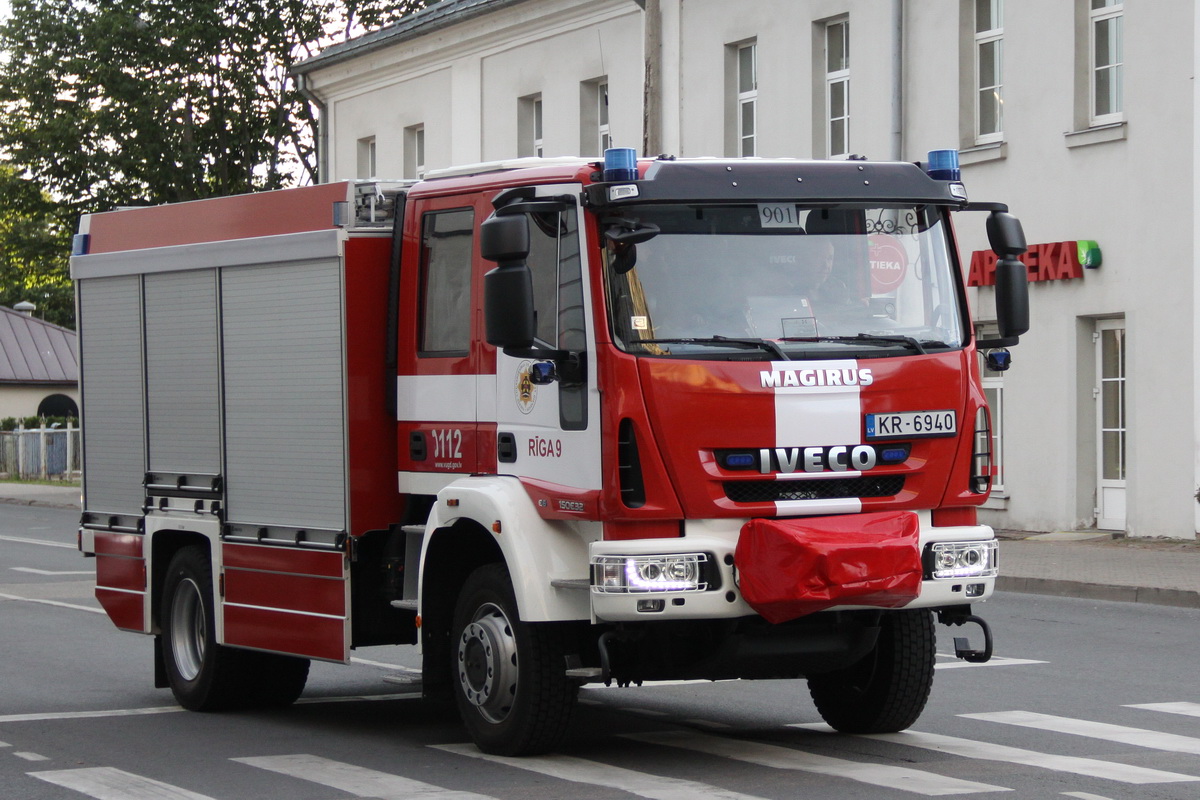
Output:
top-left (3, 503), bottom-right (1200, 799)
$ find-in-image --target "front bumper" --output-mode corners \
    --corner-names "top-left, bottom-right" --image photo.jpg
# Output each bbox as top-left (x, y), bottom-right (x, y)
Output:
top-left (588, 512), bottom-right (996, 623)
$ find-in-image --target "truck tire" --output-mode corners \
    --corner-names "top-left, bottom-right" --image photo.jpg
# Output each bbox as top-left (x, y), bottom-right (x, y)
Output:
top-left (451, 563), bottom-right (576, 755)
top-left (807, 608), bottom-right (935, 733)
top-left (161, 546), bottom-right (309, 710)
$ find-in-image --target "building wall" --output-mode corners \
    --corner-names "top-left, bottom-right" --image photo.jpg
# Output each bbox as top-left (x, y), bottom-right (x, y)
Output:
top-left (305, 0), bottom-right (643, 176)
top-left (0, 386), bottom-right (80, 421)
top-left (302, 0), bottom-right (1197, 537)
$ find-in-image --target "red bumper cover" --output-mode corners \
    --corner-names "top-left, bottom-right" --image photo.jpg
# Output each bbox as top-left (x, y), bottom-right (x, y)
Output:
top-left (734, 511), bottom-right (922, 623)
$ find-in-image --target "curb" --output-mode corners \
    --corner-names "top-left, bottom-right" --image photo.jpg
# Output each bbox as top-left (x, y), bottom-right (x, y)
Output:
top-left (997, 576), bottom-right (1200, 609)
top-left (0, 497), bottom-right (82, 511)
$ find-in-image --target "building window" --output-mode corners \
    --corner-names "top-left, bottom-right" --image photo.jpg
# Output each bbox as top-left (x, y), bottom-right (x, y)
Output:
top-left (405, 125), bottom-right (425, 179)
top-left (976, 324), bottom-right (1005, 493)
top-left (598, 82), bottom-right (612, 153)
top-left (825, 19), bottom-right (849, 158)
top-left (737, 42), bottom-right (757, 157)
top-left (534, 97), bottom-right (544, 157)
top-left (580, 79), bottom-right (611, 156)
top-left (356, 136), bottom-right (377, 179)
top-left (519, 94), bottom-right (543, 158)
top-left (1090, 0), bottom-right (1123, 124)
top-left (975, 0), bottom-right (1004, 143)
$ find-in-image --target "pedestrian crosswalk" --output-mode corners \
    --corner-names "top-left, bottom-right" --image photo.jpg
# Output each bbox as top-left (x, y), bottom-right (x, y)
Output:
top-left (22, 702), bottom-right (1200, 799)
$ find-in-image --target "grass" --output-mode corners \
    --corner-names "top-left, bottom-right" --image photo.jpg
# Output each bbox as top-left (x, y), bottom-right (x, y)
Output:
top-left (0, 476), bottom-right (81, 487)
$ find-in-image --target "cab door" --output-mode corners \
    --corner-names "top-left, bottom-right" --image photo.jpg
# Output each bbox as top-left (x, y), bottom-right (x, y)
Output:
top-left (492, 187), bottom-right (603, 509)
top-left (396, 193), bottom-right (488, 488)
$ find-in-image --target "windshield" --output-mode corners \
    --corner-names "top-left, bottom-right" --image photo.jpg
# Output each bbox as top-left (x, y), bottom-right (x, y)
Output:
top-left (603, 204), bottom-right (966, 359)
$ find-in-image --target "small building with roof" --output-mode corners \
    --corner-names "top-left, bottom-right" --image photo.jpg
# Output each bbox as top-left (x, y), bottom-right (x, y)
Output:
top-left (0, 303), bottom-right (80, 421)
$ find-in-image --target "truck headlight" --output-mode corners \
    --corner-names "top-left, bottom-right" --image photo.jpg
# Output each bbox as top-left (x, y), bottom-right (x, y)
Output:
top-left (592, 553), bottom-right (709, 593)
top-left (924, 540), bottom-right (998, 580)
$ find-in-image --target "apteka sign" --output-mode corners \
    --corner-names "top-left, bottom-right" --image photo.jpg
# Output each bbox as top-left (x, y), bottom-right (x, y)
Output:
top-left (968, 240), bottom-right (1101, 287)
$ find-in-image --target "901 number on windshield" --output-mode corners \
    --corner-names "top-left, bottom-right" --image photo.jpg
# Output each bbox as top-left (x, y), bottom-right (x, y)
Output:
top-left (866, 410), bottom-right (957, 440)
top-left (758, 203), bottom-right (803, 229)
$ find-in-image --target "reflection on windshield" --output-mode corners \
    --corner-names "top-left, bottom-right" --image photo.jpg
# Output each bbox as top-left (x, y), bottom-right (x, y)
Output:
top-left (604, 204), bottom-right (965, 359)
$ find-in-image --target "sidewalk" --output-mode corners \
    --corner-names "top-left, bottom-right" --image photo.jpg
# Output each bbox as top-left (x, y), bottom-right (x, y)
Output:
top-left (996, 530), bottom-right (1200, 609)
top-left (2, 482), bottom-right (1198, 609)
top-left (0, 481), bottom-right (82, 509)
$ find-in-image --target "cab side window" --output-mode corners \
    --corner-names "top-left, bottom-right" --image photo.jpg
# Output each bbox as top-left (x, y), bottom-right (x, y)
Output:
top-left (525, 210), bottom-right (583, 349)
top-left (419, 208), bottom-right (474, 355)
top-left (525, 208), bottom-right (587, 430)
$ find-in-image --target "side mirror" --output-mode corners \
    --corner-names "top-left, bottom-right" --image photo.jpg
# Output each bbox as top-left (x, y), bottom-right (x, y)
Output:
top-left (480, 213), bottom-right (530, 263)
top-left (988, 211), bottom-right (1029, 342)
top-left (484, 264), bottom-right (536, 349)
top-left (985, 211), bottom-right (1026, 256)
top-left (604, 221), bottom-right (660, 275)
top-left (993, 257), bottom-right (1029, 339)
top-left (605, 220), bottom-right (660, 246)
top-left (481, 214), bottom-right (536, 349)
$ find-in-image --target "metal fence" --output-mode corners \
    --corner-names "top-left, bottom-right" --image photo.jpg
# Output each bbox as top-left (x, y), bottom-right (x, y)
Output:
top-left (0, 425), bottom-right (82, 480)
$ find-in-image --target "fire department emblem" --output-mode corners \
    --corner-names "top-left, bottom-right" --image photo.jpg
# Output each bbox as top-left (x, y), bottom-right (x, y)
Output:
top-left (515, 361), bottom-right (537, 414)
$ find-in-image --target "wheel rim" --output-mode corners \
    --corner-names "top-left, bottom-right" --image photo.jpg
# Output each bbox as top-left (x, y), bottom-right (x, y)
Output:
top-left (456, 601), bottom-right (518, 724)
top-left (169, 577), bottom-right (206, 682)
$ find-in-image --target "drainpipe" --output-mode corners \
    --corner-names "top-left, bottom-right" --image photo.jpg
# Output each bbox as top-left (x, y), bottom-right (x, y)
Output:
top-left (890, 0), bottom-right (904, 161)
top-left (641, 0), bottom-right (663, 156)
top-left (296, 73), bottom-right (329, 184)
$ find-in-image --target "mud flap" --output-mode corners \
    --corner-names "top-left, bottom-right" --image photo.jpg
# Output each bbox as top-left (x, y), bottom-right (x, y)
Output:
top-left (734, 511), bottom-right (923, 624)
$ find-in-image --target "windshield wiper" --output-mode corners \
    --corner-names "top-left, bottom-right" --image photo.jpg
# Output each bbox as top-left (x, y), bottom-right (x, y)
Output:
top-left (779, 333), bottom-right (933, 355)
top-left (634, 335), bottom-right (790, 360)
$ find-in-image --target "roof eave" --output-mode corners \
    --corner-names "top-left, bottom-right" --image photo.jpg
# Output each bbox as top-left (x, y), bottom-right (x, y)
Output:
top-left (291, 0), bottom-right (539, 77)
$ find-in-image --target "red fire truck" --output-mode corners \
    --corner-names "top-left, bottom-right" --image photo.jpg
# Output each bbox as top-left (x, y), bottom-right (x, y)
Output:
top-left (72, 149), bottom-right (1028, 755)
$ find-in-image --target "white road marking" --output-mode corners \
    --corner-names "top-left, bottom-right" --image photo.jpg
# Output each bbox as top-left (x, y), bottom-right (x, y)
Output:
top-left (791, 723), bottom-right (1199, 784)
top-left (960, 710), bottom-right (1200, 755)
top-left (10, 567), bottom-right (93, 575)
top-left (15, 752), bottom-right (50, 761)
top-left (1062, 793), bottom-right (1116, 800)
top-left (293, 692), bottom-right (421, 705)
top-left (235, 754), bottom-right (497, 799)
top-left (625, 730), bottom-right (1009, 796)
top-left (681, 718), bottom-right (732, 729)
top-left (30, 767), bottom-right (217, 800)
top-left (0, 591), bottom-right (103, 614)
top-left (935, 654), bottom-right (1048, 670)
top-left (0, 534), bottom-right (75, 549)
top-left (1126, 701), bottom-right (1200, 719)
top-left (0, 707), bottom-right (184, 724)
top-left (584, 679), bottom-right (731, 689)
top-left (0, 693), bottom-right (419, 724)
top-left (349, 656), bottom-right (421, 673)
top-left (434, 742), bottom-right (772, 800)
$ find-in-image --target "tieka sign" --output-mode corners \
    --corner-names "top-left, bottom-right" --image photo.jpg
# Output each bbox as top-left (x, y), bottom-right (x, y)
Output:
top-left (968, 240), bottom-right (1099, 287)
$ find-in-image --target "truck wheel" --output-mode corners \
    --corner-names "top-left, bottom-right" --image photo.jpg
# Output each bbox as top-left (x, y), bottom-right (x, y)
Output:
top-left (807, 608), bottom-right (935, 733)
top-left (241, 650), bottom-right (310, 708)
top-left (161, 546), bottom-right (245, 710)
top-left (451, 563), bottom-right (576, 755)
top-left (162, 546), bottom-right (310, 710)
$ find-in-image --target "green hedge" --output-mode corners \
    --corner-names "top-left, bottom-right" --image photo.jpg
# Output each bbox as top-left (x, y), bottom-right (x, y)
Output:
top-left (0, 416), bottom-right (78, 432)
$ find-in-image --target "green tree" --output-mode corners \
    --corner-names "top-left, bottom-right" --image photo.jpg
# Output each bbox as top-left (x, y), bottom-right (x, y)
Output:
top-left (0, 165), bottom-right (74, 327)
top-left (0, 0), bottom-right (429, 326)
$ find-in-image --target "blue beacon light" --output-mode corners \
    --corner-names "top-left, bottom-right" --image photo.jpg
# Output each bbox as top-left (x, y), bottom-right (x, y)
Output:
top-left (603, 147), bottom-right (639, 182)
top-left (927, 149), bottom-right (961, 181)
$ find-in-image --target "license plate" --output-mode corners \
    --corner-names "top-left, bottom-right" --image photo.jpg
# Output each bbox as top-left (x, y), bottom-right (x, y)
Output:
top-left (866, 410), bottom-right (957, 440)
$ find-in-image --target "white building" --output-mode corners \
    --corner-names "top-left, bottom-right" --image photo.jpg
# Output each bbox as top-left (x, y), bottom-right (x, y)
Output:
top-left (295, 0), bottom-right (1198, 539)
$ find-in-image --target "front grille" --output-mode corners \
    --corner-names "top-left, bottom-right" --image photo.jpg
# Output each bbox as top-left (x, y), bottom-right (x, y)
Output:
top-left (724, 475), bottom-right (905, 504)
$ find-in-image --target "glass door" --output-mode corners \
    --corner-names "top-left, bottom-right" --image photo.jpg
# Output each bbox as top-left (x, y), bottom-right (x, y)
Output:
top-left (1096, 319), bottom-right (1126, 530)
